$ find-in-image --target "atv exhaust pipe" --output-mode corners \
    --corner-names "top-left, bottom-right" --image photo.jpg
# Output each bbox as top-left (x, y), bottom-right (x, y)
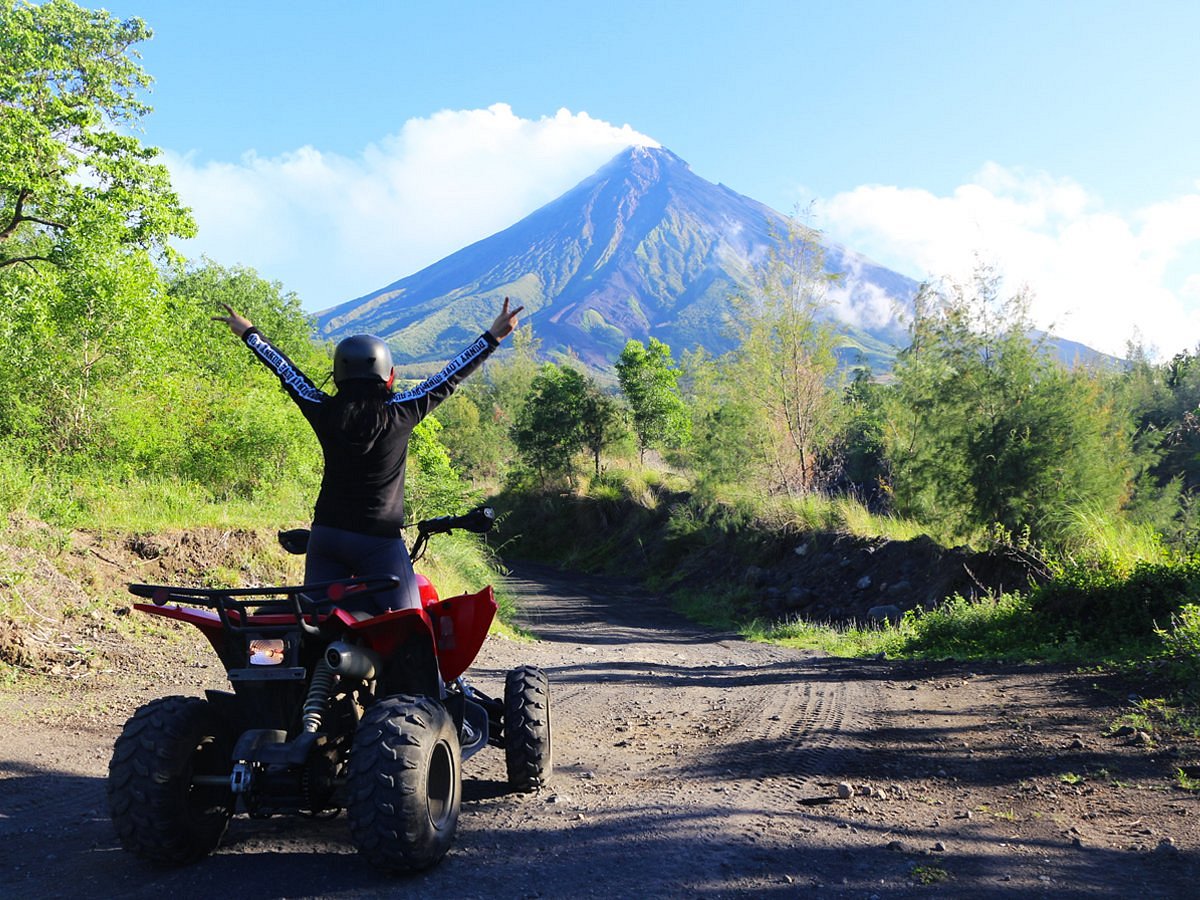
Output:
top-left (324, 642), bottom-right (381, 681)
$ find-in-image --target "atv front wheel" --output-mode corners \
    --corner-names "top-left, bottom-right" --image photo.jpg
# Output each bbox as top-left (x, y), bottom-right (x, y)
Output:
top-left (346, 694), bottom-right (461, 872)
top-left (107, 695), bottom-right (235, 865)
top-left (504, 665), bottom-right (552, 792)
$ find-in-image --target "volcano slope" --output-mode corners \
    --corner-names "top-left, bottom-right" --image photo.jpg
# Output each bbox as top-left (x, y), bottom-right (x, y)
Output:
top-left (1, 557), bottom-right (1198, 898)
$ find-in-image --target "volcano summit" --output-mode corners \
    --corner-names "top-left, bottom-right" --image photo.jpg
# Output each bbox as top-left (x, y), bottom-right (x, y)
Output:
top-left (316, 147), bottom-right (918, 369)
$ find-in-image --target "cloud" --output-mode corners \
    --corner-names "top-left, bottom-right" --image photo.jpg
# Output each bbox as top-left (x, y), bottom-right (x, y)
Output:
top-left (163, 104), bottom-right (658, 310)
top-left (818, 166), bottom-right (1200, 359)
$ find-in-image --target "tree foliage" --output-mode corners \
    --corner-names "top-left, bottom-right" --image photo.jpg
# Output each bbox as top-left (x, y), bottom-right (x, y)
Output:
top-left (883, 267), bottom-right (1130, 544)
top-left (434, 324), bottom-right (541, 483)
top-left (679, 346), bottom-right (769, 484)
top-left (615, 337), bottom-right (689, 462)
top-left (510, 363), bottom-right (590, 485)
top-left (0, 0), bottom-right (217, 486)
top-left (579, 378), bottom-right (626, 477)
top-left (0, 0), bottom-right (194, 271)
top-left (681, 218), bottom-right (844, 495)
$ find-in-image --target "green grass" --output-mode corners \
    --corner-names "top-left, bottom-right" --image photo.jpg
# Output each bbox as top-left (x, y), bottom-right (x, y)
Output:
top-left (1109, 697), bottom-right (1200, 740)
top-left (415, 531), bottom-right (529, 639)
top-left (1046, 502), bottom-right (1168, 569)
top-left (33, 475), bottom-right (316, 532)
top-left (743, 591), bottom-right (1058, 662)
top-left (0, 461), bottom-right (524, 640)
top-left (746, 613), bottom-right (913, 658)
top-left (911, 865), bottom-right (949, 885)
top-left (1175, 768), bottom-right (1200, 792)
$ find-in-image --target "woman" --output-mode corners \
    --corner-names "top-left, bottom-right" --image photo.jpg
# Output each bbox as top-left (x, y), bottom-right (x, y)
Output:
top-left (214, 298), bottom-right (523, 614)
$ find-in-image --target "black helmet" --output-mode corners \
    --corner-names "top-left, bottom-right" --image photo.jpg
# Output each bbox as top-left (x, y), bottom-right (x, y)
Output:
top-left (333, 334), bottom-right (393, 386)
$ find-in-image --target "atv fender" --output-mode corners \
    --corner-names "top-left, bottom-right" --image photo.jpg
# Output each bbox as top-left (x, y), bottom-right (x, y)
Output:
top-left (426, 586), bottom-right (496, 682)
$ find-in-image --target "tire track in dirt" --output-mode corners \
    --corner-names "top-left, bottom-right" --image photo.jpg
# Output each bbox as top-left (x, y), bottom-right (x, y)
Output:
top-left (497, 563), bottom-right (874, 822)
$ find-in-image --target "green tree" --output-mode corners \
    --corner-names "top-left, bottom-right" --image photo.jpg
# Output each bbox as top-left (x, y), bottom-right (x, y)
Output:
top-left (679, 346), bottom-right (769, 485)
top-left (510, 363), bottom-right (589, 485)
top-left (105, 262), bottom-right (327, 495)
top-left (884, 267), bottom-right (1130, 545)
top-left (432, 392), bottom-right (506, 486)
top-left (406, 416), bottom-right (473, 521)
top-left (0, 0), bottom-right (194, 271)
top-left (437, 324), bottom-right (541, 484)
top-left (1111, 344), bottom-right (1200, 546)
top-left (0, 0), bottom-right (196, 470)
top-left (724, 217), bottom-right (843, 494)
top-left (615, 338), bottom-right (689, 463)
top-left (579, 379), bottom-right (626, 477)
top-left (839, 368), bottom-right (889, 503)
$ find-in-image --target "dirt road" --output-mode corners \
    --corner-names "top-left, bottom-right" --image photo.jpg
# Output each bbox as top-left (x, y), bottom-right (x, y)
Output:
top-left (1, 562), bottom-right (1198, 898)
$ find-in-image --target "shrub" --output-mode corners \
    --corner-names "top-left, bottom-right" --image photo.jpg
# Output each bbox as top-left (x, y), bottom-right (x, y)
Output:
top-left (1155, 603), bottom-right (1200, 698)
top-left (1032, 558), bottom-right (1200, 646)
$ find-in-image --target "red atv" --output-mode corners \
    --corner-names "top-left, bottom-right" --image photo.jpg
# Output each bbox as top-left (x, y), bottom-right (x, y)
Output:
top-left (106, 508), bottom-right (551, 872)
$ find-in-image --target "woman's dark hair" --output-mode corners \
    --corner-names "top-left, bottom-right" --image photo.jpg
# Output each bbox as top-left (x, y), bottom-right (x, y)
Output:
top-left (332, 379), bottom-right (392, 441)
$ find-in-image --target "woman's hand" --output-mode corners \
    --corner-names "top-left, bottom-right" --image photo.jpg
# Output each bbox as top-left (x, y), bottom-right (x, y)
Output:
top-left (213, 303), bottom-right (253, 337)
top-left (487, 296), bottom-right (525, 342)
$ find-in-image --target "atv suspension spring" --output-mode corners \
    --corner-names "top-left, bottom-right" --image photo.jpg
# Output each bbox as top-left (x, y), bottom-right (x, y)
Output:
top-left (302, 657), bottom-right (336, 733)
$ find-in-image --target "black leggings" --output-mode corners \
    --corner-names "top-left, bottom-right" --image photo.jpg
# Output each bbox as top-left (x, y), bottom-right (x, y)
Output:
top-left (305, 524), bottom-right (421, 615)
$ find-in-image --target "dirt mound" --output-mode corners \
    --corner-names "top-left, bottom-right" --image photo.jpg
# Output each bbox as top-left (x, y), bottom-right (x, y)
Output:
top-left (737, 531), bottom-right (1043, 624)
top-left (0, 522), bottom-right (303, 678)
top-left (493, 490), bottom-right (1046, 626)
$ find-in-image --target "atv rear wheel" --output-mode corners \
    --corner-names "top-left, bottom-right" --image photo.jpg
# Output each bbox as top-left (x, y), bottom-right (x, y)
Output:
top-left (346, 694), bottom-right (461, 872)
top-left (107, 695), bottom-right (235, 865)
top-left (504, 665), bottom-right (552, 792)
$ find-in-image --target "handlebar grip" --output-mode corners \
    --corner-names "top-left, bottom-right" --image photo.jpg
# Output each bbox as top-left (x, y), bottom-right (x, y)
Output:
top-left (416, 507), bottom-right (495, 536)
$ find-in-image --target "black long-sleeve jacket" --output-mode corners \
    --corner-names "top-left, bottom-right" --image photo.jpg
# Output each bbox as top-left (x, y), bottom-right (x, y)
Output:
top-left (243, 327), bottom-right (498, 536)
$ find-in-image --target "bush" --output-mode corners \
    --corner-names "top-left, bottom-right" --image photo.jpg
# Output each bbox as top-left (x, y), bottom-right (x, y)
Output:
top-left (1155, 603), bottom-right (1200, 699)
top-left (1032, 558), bottom-right (1200, 647)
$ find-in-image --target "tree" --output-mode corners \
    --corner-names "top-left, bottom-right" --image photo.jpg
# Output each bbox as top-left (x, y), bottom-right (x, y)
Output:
top-left (0, 1), bottom-right (197, 467)
top-left (100, 262), bottom-right (328, 495)
top-left (679, 346), bottom-right (770, 485)
top-left (510, 363), bottom-right (589, 485)
top-left (721, 216), bottom-right (844, 493)
top-left (579, 380), bottom-right (626, 477)
top-left (615, 338), bottom-right (689, 463)
top-left (0, 0), bottom-right (195, 271)
top-left (884, 266), bottom-right (1130, 545)
top-left (1112, 345), bottom-right (1200, 546)
top-left (431, 392), bottom-right (505, 486)
top-left (437, 324), bottom-right (541, 484)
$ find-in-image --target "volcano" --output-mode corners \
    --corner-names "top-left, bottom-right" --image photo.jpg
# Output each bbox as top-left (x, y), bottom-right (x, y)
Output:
top-left (316, 146), bottom-right (918, 369)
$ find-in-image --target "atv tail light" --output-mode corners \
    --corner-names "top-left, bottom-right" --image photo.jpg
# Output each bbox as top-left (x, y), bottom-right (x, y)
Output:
top-left (249, 639), bottom-right (286, 665)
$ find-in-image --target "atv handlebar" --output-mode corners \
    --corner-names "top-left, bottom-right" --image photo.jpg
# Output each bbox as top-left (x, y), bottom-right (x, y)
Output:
top-left (407, 507), bottom-right (496, 563)
top-left (416, 507), bottom-right (496, 537)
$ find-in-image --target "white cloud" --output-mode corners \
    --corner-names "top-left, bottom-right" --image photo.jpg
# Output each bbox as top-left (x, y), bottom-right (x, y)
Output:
top-left (163, 104), bottom-right (658, 310)
top-left (825, 258), bottom-right (899, 331)
top-left (818, 167), bottom-right (1200, 359)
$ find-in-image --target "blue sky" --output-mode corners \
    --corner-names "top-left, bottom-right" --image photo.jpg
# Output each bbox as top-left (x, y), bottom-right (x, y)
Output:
top-left (100, 0), bottom-right (1200, 357)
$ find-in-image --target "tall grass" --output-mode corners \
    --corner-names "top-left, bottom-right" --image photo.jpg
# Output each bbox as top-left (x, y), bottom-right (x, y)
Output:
top-left (0, 459), bottom-right (517, 636)
top-left (694, 483), bottom-right (931, 545)
top-left (0, 452), bottom-right (316, 533)
top-left (749, 590), bottom-right (1158, 666)
top-left (1046, 502), bottom-right (1168, 569)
